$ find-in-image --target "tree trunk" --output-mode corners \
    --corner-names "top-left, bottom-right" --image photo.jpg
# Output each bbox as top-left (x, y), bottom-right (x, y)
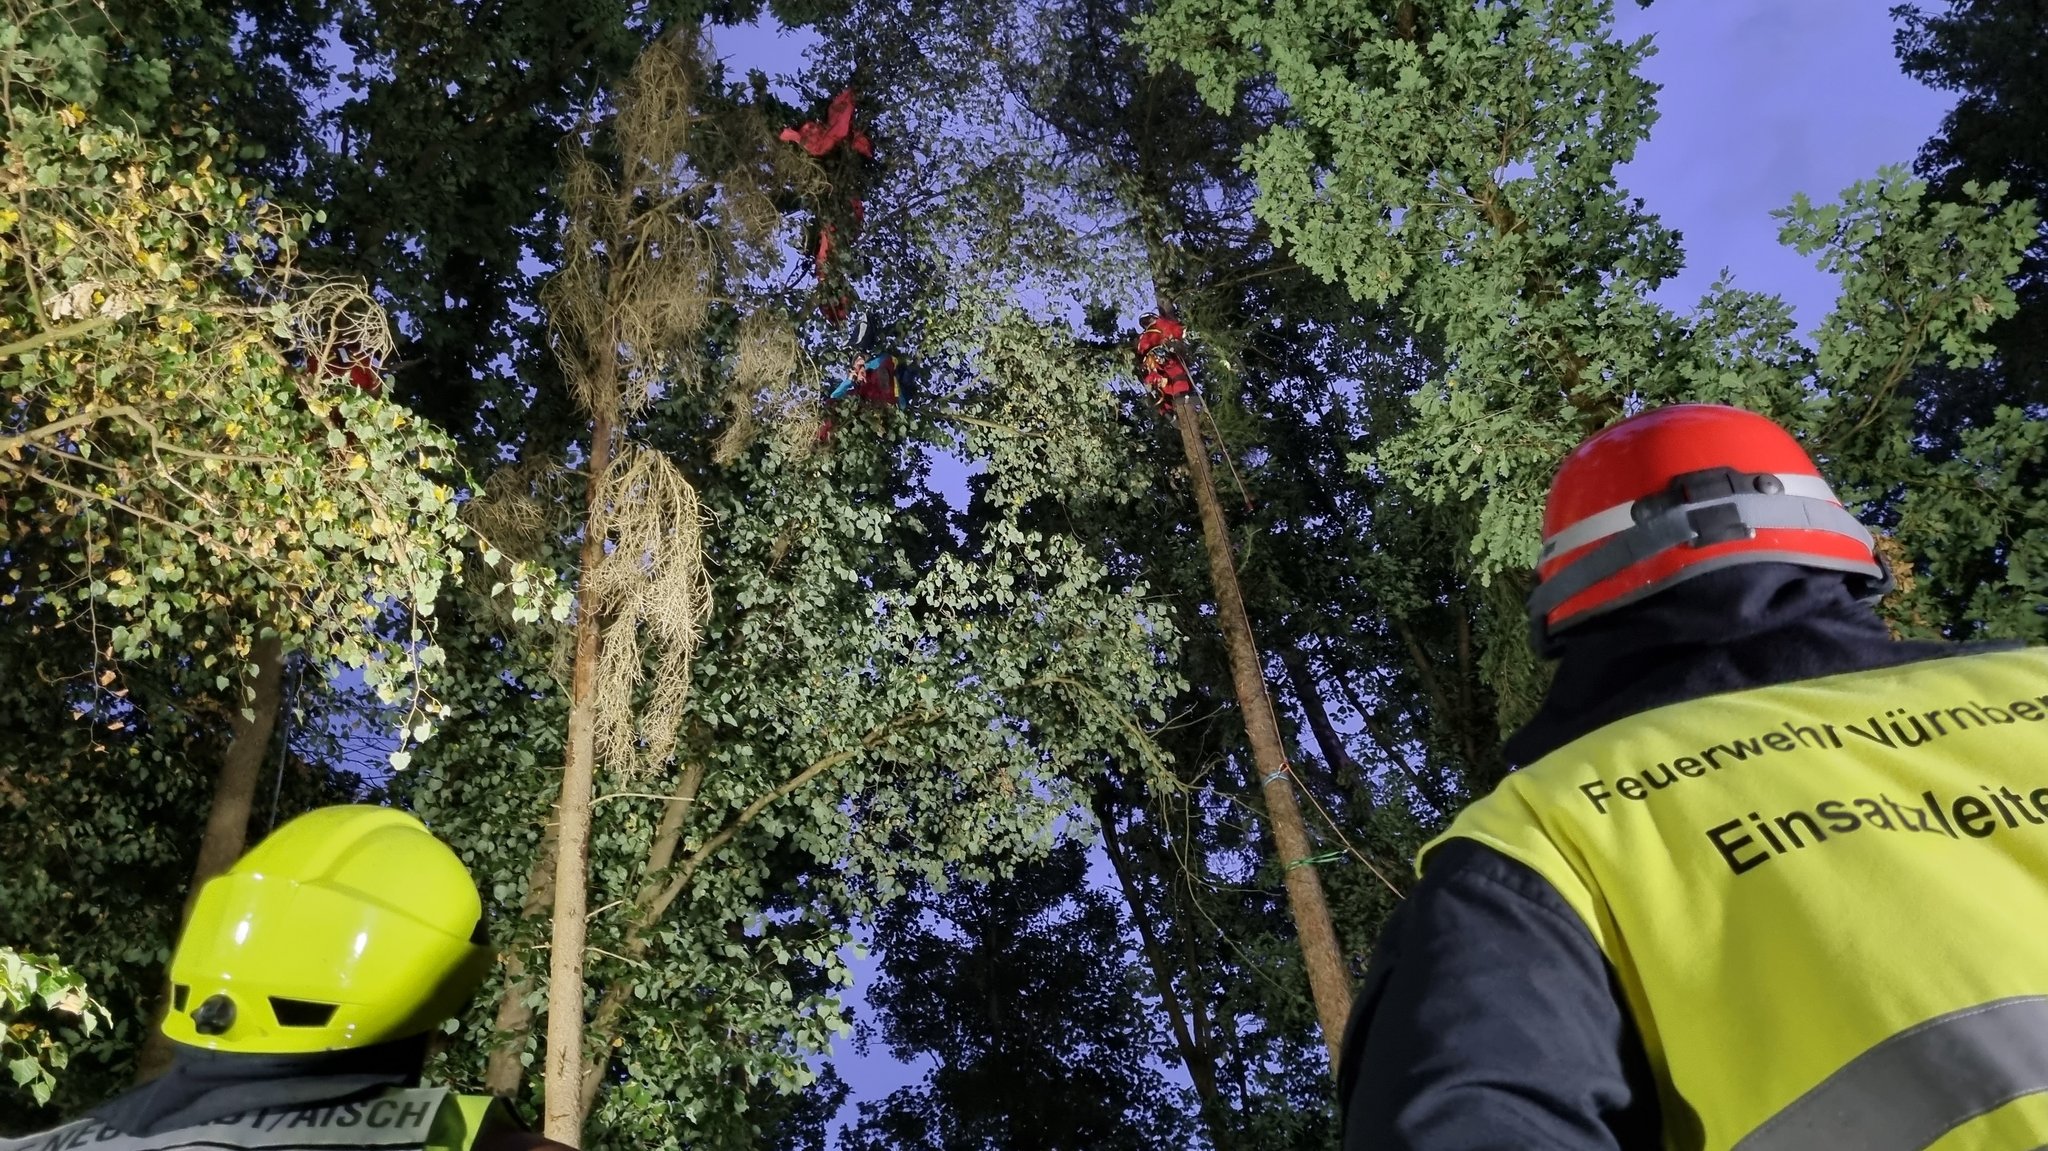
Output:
top-left (484, 821), bottom-right (559, 1095)
top-left (1394, 617), bottom-right (1484, 776)
top-left (134, 633), bottom-right (287, 1082)
top-left (544, 412), bottom-right (615, 1144)
top-left (1094, 792), bottom-right (1231, 1150)
top-left (1328, 661), bottom-right (1459, 817)
top-left (1170, 393), bottom-right (1352, 1070)
top-left (1280, 645), bottom-right (1366, 802)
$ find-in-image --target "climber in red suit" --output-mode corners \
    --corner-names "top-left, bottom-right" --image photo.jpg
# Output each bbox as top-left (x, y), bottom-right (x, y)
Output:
top-left (1135, 311), bottom-right (1194, 415)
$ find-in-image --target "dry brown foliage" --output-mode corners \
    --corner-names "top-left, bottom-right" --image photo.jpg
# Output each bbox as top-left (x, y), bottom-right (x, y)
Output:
top-left (543, 31), bottom-right (823, 777)
top-left (463, 456), bottom-right (559, 564)
top-left (714, 310), bottom-right (817, 464)
top-left (583, 447), bottom-right (713, 776)
top-left (548, 36), bottom-right (717, 423)
top-left (461, 457), bottom-right (581, 678)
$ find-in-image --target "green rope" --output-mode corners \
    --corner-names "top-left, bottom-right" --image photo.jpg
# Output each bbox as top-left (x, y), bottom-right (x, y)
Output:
top-left (1284, 849), bottom-right (1347, 872)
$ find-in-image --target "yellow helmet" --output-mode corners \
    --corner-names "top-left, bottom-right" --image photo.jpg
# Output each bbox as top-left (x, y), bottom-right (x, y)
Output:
top-left (163, 805), bottom-right (491, 1055)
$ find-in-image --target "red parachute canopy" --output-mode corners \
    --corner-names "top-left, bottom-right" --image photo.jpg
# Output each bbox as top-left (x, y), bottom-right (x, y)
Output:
top-left (780, 87), bottom-right (873, 159)
top-left (812, 221), bottom-right (837, 276)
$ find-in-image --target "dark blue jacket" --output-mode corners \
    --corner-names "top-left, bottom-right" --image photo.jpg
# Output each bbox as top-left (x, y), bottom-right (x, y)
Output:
top-left (1337, 565), bottom-right (1965, 1149)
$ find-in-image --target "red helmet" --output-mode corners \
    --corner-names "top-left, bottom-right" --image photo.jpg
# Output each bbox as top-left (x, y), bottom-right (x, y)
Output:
top-left (1527, 404), bottom-right (1889, 651)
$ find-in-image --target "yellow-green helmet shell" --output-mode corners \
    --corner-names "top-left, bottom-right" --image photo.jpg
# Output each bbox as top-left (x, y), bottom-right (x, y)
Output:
top-left (164, 805), bottom-right (490, 1055)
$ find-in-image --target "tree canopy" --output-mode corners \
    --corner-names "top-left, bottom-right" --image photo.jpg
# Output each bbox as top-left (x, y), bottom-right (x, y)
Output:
top-left (2, 0), bottom-right (2041, 1147)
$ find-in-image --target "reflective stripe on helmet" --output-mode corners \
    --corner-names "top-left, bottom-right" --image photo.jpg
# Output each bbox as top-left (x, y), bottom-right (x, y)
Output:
top-left (1539, 472), bottom-right (1844, 566)
top-left (1527, 490), bottom-right (1877, 625)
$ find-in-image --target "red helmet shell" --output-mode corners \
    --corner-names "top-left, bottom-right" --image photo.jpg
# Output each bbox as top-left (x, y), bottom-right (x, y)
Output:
top-left (1532, 404), bottom-right (1883, 640)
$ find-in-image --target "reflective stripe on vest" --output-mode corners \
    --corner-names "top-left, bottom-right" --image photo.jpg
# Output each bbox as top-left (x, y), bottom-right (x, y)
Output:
top-left (1736, 997), bottom-right (2048, 1151)
top-left (0, 1088), bottom-right (503, 1151)
top-left (1422, 648), bottom-right (2048, 1150)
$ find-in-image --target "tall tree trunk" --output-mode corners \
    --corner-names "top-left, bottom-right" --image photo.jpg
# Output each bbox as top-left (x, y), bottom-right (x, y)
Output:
top-left (484, 821), bottom-right (559, 1095)
top-left (1280, 644), bottom-right (1365, 801)
top-left (1170, 393), bottom-right (1352, 1069)
top-left (135, 633), bottom-right (286, 1082)
top-left (1094, 792), bottom-right (1231, 1150)
top-left (1394, 617), bottom-right (1484, 776)
top-left (544, 412), bottom-right (615, 1143)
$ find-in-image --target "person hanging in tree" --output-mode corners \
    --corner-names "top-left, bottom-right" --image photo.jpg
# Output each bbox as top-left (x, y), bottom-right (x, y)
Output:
top-left (819, 316), bottom-right (910, 443)
top-left (1135, 306), bottom-right (1194, 415)
top-left (847, 316), bottom-right (910, 407)
top-left (853, 346), bottom-right (905, 410)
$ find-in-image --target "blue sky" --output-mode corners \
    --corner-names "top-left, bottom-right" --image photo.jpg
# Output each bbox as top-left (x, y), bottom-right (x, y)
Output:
top-left (1612, 0), bottom-right (1951, 329)
top-left (713, 0), bottom-right (1954, 1133)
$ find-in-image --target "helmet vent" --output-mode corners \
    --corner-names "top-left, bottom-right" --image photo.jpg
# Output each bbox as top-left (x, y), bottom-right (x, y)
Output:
top-left (171, 985), bottom-right (189, 1012)
top-left (269, 997), bottom-right (339, 1028)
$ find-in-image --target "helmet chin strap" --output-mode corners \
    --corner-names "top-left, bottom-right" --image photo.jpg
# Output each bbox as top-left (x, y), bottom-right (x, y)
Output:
top-left (1852, 554), bottom-right (1897, 604)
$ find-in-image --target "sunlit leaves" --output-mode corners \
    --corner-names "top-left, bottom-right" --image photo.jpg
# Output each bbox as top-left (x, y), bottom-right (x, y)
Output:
top-left (0, 950), bottom-right (110, 1108)
top-left (0, 1), bottom-right (470, 736)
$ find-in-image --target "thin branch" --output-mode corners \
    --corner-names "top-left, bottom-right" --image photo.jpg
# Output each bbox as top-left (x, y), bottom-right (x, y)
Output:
top-left (574, 711), bottom-right (936, 1114)
top-left (591, 790), bottom-right (698, 805)
top-left (0, 316), bottom-right (113, 359)
top-left (1, 404), bottom-right (290, 466)
top-left (1, 407), bottom-right (114, 455)
top-left (644, 719), bottom-right (916, 923)
top-left (0, 459), bottom-right (253, 563)
top-left (1093, 787), bottom-right (1221, 1122)
top-left (929, 408), bottom-right (1035, 436)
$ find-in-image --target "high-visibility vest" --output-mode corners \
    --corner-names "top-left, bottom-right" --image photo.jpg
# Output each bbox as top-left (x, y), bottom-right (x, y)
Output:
top-left (1425, 647), bottom-right (2048, 1151)
top-left (0, 1087), bottom-right (518, 1151)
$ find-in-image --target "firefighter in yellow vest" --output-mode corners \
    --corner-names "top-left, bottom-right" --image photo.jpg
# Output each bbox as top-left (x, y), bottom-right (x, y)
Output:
top-left (0, 806), bottom-right (572, 1151)
top-left (1339, 403), bottom-right (2048, 1150)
